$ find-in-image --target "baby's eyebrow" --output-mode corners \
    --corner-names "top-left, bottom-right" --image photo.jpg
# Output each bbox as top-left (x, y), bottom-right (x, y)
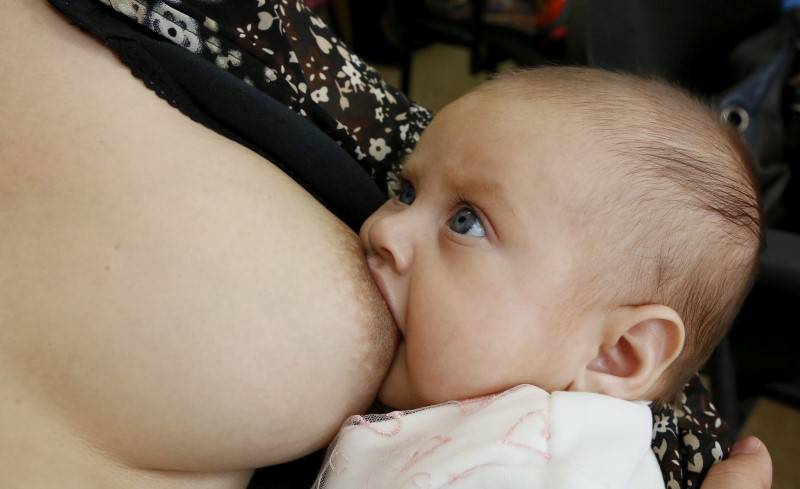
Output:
top-left (452, 176), bottom-right (516, 220)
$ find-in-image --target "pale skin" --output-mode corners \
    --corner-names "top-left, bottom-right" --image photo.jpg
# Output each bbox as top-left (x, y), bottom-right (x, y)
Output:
top-left (0, 1), bottom-right (772, 488)
top-left (361, 89), bottom-right (687, 409)
top-left (1, 1), bottom-right (396, 487)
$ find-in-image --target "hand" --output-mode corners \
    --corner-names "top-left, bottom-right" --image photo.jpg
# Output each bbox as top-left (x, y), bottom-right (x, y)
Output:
top-left (702, 437), bottom-right (772, 489)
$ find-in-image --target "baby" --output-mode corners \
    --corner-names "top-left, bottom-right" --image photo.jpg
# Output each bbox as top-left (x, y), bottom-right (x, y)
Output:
top-left (314, 66), bottom-right (762, 489)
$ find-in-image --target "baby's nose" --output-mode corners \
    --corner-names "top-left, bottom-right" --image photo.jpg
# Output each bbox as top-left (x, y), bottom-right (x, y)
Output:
top-left (364, 210), bottom-right (415, 274)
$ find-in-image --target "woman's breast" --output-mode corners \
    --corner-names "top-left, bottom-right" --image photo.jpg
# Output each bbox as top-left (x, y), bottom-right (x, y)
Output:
top-left (0, 0), bottom-right (397, 470)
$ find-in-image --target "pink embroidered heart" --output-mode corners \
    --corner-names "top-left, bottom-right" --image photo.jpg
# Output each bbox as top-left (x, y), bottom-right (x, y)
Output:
top-left (501, 410), bottom-right (550, 460)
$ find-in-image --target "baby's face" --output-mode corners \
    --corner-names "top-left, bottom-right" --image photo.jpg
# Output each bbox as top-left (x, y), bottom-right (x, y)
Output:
top-left (360, 91), bottom-right (612, 408)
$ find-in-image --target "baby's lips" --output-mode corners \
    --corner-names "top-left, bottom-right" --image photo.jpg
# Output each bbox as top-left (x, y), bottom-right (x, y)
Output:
top-left (366, 261), bottom-right (403, 334)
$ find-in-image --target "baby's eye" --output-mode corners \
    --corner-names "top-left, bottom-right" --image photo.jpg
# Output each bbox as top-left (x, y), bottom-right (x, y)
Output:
top-left (448, 207), bottom-right (486, 237)
top-left (395, 178), bottom-right (416, 205)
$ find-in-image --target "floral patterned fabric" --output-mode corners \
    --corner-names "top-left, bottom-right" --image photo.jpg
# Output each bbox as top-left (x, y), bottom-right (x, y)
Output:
top-left (98, 0), bottom-right (431, 196)
top-left (651, 376), bottom-right (731, 489)
top-left (89, 1), bottom-right (731, 487)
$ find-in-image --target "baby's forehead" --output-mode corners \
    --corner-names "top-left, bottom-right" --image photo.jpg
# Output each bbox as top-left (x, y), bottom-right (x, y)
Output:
top-left (446, 68), bottom-right (759, 287)
top-left (416, 95), bottom-right (625, 207)
top-left (445, 92), bottom-right (599, 153)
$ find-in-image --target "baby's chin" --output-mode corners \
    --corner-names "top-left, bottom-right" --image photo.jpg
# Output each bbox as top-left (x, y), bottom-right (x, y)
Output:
top-left (376, 341), bottom-right (420, 410)
top-left (377, 342), bottom-right (463, 410)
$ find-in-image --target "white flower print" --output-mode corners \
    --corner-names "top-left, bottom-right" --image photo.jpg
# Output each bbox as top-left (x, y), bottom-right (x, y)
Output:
top-left (311, 86), bottom-right (329, 103)
top-left (257, 0), bottom-right (266, 6)
top-left (237, 24), bottom-right (252, 38)
top-left (683, 432), bottom-right (700, 450)
top-left (335, 120), bottom-right (350, 133)
top-left (688, 453), bottom-right (704, 473)
top-left (215, 49), bottom-right (242, 70)
top-left (652, 414), bottom-right (670, 439)
top-left (368, 138), bottom-right (390, 161)
top-left (310, 15), bottom-right (327, 29)
top-left (666, 473), bottom-right (681, 489)
top-left (653, 437), bottom-right (668, 461)
top-left (369, 86), bottom-right (386, 104)
top-left (285, 76), bottom-right (299, 94)
top-left (375, 106), bottom-right (385, 123)
top-left (236, 21), bottom-right (267, 52)
top-left (399, 123), bottom-right (409, 141)
top-left (711, 441), bottom-right (724, 463)
top-left (355, 145), bottom-right (366, 161)
top-left (336, 45), bottom-right (351, 61)
top-left (339, 61), bottom-right (364, 91)
top-left (203, 17), bottom-right (219, 33)
top-left (258, 11), bottom-right (275, 31)
top-left (385, 88), bottom-right (397, 104)
top-left (313, 31), bottom-right (333, 54)
top-left (264, 67), bottom-right (278, 83)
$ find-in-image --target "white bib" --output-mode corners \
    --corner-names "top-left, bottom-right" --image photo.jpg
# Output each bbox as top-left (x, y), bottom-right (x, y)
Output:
top-left (314, 385), bottom-right (665, 489)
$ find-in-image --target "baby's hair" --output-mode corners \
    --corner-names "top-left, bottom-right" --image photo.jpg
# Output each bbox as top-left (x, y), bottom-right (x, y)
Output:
top-left (477, 67), bottom-right (763, 405)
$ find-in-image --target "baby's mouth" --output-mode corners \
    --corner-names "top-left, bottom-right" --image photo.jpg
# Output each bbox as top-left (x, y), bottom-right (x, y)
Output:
top-left (366, 262), bottom-right (403, 335)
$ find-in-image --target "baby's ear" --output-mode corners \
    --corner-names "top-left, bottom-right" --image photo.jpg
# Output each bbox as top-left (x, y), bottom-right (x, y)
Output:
top-left (570, 304), bottom-right (685, 400)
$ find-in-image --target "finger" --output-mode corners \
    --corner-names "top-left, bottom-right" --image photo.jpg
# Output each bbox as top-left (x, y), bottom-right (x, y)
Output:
top-left (703, 437), bottom-right (772, 489)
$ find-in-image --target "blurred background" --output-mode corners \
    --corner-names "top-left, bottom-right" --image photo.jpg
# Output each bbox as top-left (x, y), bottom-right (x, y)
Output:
top-left (308, 0), bottom-right (799, 486)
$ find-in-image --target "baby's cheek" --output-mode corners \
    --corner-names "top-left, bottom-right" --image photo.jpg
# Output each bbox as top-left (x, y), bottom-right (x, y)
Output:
top-left (404, 337), bottom-right (485, 405)
top-left (401, 296), bottom-right (500, 405)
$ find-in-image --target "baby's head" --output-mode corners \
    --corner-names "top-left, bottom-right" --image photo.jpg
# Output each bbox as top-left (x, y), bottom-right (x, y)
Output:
top-left (360, 66), bottom-right (762, 409)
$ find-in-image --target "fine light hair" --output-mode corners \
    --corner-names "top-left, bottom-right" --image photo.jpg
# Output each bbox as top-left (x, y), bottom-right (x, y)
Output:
top-left (477, 67), bottom-right (763, 405)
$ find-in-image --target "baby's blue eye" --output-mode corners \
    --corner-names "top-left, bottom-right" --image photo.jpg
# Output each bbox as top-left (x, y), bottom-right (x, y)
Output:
top-left (449, 207), bottom-right (486, 237)
top-left (396, 178), bottom-right (416, 205)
